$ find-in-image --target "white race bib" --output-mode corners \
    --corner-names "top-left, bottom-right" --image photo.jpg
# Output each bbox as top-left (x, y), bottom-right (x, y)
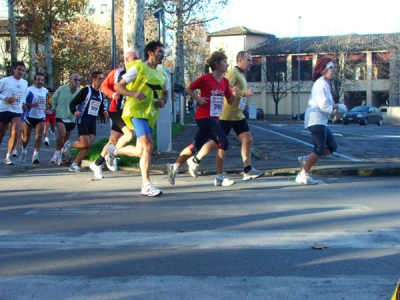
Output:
top-left (88, 100), bottom-right (101, 116)
top-left (210, 95), bottom-right (224, 117)
top-left (38, 96), bottom-right (46, 109)
top-left (238, 97), bottom-right (247, 110)
top-left (11, 93), bottom-right (22, 107)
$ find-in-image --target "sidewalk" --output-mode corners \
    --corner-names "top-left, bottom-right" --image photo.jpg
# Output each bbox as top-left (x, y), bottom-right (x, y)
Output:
top-left (2, 120), bottom-right (400, 178)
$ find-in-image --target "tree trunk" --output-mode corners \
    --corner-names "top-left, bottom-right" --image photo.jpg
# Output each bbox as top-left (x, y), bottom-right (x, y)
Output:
top-left (44, 20), bottom-right (53, 89)
top-left (28, 38), bottom-right (36, 82)
top-left (173, 0), bottom-right (185, 87)
top-left (8, 0), bottom-right (18, 65)
top-left (123, 0), bottom-right (144, 59)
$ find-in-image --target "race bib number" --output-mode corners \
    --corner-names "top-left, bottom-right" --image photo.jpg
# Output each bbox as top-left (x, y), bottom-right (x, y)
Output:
top-left (238, 97), bottom-right (247, 110)
top-left (210, 95), bottom-right (223, 117)
top-left (88, 100), bottom-right (101, 116)
top-left (38, 96), bottom-right (46, 109)
top-left (11, 93), bottom-right (22, 106)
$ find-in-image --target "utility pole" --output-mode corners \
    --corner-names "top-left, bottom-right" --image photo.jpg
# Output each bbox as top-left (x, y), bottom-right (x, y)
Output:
top-left (111, 0), bottom-right (116, 69)
top-left (297, 16), bottom-right (301, 121)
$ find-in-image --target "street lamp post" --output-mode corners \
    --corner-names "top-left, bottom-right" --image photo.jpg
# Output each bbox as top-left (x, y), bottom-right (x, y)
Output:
top-left (111, 0), bottom-right (116, 69)
top-left (297, 16), bottom-right (301, 121)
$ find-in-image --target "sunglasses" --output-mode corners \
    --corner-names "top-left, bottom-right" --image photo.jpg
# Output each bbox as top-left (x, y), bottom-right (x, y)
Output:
top-left (72, 78), bottom-right (81, 82)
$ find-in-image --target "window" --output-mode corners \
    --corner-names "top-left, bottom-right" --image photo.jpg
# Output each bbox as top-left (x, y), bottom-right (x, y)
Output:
top-left (372, 52), bottom-right (390, 80)
top-left (266, 56), bottom-right (287, 81)
top-left (5, 40), bottom-right (11, 52)
top-left (246, 57), bottom-right (261, 82)
top-left (101, 4), bottom-right (108, 13)
top-left (291, 55), bottom-right (313, 81)
top-left (345, 53), bottom-right (366, 80)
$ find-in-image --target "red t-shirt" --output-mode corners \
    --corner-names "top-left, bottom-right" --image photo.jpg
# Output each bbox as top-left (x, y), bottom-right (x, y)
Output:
top-left (189, 73), bottom-right (233, 120)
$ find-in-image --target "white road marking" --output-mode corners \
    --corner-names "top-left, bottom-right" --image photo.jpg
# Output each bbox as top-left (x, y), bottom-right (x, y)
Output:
top-left (1, 229), bottom-right (399, 250)
top-left (0, 275), bottom-right (397, 300)
top-left (251, 125), bottom-right (361, 162)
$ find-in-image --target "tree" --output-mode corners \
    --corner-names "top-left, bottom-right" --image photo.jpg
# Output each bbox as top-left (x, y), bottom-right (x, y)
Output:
top-left (146, 0), bottom-right (230, 88)
top-left (261, 56), bottom-right (299, 116)
top-left (122, 0), bottom-right (145, 58)
top-left (44, 16), bottom-right (113, 88)
top-left (183, 23), bottom-right (208, 85)
top-left (7, 0), bottom-right (18, 66)
top-left (14, 0), bottom-right (89, 89)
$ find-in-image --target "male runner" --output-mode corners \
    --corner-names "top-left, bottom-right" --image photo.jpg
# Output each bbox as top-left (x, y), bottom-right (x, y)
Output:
top-left (107, 41), bottom-right (169, 196)
top-left (0, 61), bottom-right (28, 165)
top-left (61, 71), bottom-right (107, 173)
top-left (89, 50), bottom-right (140, 179)
top-left (50, 73), bottom-right (81, 165)
top-left (19, 72), bottom-right (48, 164)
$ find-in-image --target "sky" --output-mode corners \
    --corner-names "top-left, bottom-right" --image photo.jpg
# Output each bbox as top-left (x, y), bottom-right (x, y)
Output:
top-left (211, 0), bottom-right (400, 37)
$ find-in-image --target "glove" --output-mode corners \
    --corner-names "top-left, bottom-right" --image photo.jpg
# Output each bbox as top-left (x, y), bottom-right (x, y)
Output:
top-left (338, 103), bottom-right (348, 113)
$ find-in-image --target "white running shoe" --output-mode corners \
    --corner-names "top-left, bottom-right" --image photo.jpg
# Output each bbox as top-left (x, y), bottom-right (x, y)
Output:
top-left (105, 154), bottom-right (116, 172)
top-left (19, 149), bottom-right (27, 163)
top-left (243, 167), bottom-right (264, 181)
top-left (44, 138), bottom-right (50, 146)
top-left (4, 155), bottom-right (14, 165)
top-left (297, 155), bottom-right (308, 171)
top-left (295, 172), bottom-right (318, 185)
top-left (61, 141), bottom-right (72, 157)
top-left (50, 152), bottom-right (58, 164)
top-left (187, 156), bottom-right (199, 178)
top-left (90, 161), bottom-right (103, 179)
top-left (51, 132), bottom-right (56, 140)
top-left (69, 162), bottom-right (82, 172)
top-left (166, 163), bottom-right (177, 185)
top-left (12, 150), bottom-right (18, 157)
top-left (106, 144), bottom-right (117, 169)
top-left (141, 182), bottom-right (162, 197)
top-left (32, 153), bottom-right (40, 164)
top-left (214, 174), bottom-right (235, 186)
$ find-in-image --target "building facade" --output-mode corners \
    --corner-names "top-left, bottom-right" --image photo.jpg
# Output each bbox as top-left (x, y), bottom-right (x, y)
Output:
top-left (208, 27), bottom-right (400, 120)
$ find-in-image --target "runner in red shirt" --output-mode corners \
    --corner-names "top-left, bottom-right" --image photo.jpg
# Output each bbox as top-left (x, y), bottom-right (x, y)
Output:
top-left (166, 51), bottom-right (239, 187)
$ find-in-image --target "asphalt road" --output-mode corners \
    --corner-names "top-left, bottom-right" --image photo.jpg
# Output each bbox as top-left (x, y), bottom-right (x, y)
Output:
top-left (0, 164), bottom-right (399, 299)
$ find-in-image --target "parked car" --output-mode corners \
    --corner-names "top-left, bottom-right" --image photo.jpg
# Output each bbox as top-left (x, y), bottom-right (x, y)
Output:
top-left (292, 112), bottom-right (305, 121)
top-left (342, 105), bottom-right (383, 126)
top-left (243, 108), bottom-right (265, 119)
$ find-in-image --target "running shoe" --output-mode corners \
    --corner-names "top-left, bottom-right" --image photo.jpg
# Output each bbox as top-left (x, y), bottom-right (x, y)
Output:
top-left (105, 154), bottom-right (116, 172)
top-left (4, 155), bottom-right (14, 165)
top-left (295, 172), bottom-right (318, 185)
top-left (166, 163), bottom-right (177, 185)
top-left (187, 156), bottom-right (199, 178)
top-left (90, 161), bottom-right (103, 179)
top-left (214, 173), bottom-right (235, 186)
top-left (106, 144), bottom-right (117, 169)
top-left (57, 153), bottom-right (63, 165)
top-left (44, 138), bottom-right (50, 146)
top-left (141, 182), bottom-right (162, 197)
top-left (19, 149), bottom-right (27, 163)
top-left (61, 141), bottom-right (71, 157)
top-left (243, 167), bottom-right (264, 181)
top-left (50, 152), bottom-right (58, 164)
top-left (51, 132), bottom-right (55, 140)
top-left (32, 153), bottom-right (40, 164)
top-left (69, 162), bottom-right (82, 172)
top-left (297, 155), bottom-right (308, 171)
top-left (12, 150), bottom-right (18, 157)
